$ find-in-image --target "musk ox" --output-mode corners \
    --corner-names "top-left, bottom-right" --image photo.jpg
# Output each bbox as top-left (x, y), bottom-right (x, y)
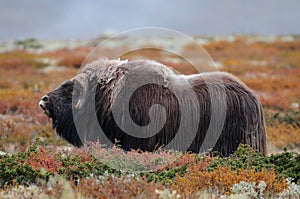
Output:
top-left (39, 58), bottom-right (266, 156)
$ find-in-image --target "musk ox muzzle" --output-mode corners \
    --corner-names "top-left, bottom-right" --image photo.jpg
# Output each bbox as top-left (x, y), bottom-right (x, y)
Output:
top-left (39, 58), bottom-right (266, 156)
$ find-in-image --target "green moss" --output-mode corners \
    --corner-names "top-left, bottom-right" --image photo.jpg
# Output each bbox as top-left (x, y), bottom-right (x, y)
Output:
top-left (0, 153), bottom-right (42, 187)
top-left (208, 144), bottom-right (300, 184)
top-left (143, 165), bottom-right (188, 185)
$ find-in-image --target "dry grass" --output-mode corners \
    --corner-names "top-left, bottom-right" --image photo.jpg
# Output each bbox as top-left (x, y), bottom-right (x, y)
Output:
top-left (173, 166), bottom-right (286, 196)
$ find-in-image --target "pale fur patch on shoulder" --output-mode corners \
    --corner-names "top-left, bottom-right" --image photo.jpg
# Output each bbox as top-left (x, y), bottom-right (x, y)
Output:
top-left (80, 58), bottom-right (128, 74)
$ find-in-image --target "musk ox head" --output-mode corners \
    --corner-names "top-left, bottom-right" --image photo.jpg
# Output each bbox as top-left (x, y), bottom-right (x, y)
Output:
top-left (39, 79), bottom-right (82, 146)
top-left (39, 58), bottom-right (266, 156)
top-left (39, 59), bottom-right (128, 147)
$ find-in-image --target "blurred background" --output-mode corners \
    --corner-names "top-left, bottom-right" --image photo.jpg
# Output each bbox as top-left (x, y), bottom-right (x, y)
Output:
top-left (0, 0), bottom-right (299, 154)
top-left (1, 0), bottom-right (300, 41)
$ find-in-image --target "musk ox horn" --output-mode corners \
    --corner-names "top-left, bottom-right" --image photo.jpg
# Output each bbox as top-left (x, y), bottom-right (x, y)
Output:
top-left (73, 73), bottom-right (89, 110)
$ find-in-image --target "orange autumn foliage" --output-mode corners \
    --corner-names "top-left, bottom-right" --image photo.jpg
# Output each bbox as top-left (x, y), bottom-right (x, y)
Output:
top-left (173, 166), bottom-right (287, 195)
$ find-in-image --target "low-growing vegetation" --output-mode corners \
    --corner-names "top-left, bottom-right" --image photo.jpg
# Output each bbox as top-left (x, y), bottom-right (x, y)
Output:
top-left (0, 36), bottom-right (299, 198)
top-left (0, 144), bottom-right (299, 198)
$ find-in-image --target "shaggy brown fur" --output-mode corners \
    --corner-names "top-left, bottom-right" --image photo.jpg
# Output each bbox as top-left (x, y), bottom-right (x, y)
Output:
top-left (39, 59), bottom-right (266, 156)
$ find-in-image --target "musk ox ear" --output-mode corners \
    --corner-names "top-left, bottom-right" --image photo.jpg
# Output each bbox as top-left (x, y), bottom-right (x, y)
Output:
top-left (73, 73), bottom-right (89, 110)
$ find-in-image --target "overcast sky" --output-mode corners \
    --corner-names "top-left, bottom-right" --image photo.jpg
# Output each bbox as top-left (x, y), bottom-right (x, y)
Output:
top-left (1, 0), bottom-right (300, 41)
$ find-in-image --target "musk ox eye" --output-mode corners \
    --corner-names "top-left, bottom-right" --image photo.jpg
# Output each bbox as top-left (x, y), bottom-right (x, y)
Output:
top-left (42, 96), bottom-right (48, 102)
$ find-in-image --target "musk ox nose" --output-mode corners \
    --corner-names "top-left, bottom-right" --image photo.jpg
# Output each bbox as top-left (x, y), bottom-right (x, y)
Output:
top-left (39, 95), bottom-right (52, 117)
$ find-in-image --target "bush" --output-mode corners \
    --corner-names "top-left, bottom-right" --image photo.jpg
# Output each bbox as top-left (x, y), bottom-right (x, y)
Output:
top-left (208, 144), bottom-right (300, 184)
top-left (0, 147), bottom-right (43, 187)
top-left (0, 145), bottom-right (112, 187)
